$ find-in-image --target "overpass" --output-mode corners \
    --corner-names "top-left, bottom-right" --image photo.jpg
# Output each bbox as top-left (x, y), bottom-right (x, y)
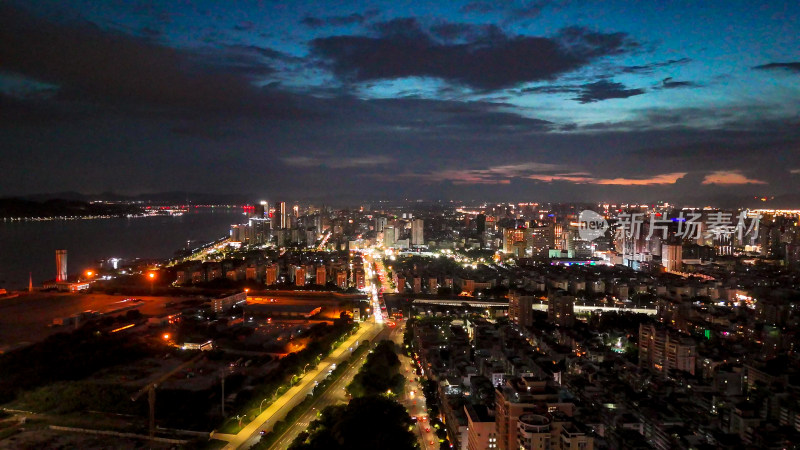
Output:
top-left (412, 298), bottom-right (508, 308)
top-left (532, 303), bottom-right (657, 315)
top-left (411, 298), bottom-right (657, 315)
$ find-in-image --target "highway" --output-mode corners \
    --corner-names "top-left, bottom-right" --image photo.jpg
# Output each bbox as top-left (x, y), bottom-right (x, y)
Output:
top-left (266, 252), bottom-right (396, 449)
top-left (363, 250), bottom-right (435, 449)
top-left (219, 320), bottom-right (382, 450)
top-left (267, 324), bottom-right (400, 449)
top-left (389, 323), bottom-right (438, 450)
top-left (362, 252), bottom-right (386, 324)
top-left (217, 250), bottom-right (395, 450)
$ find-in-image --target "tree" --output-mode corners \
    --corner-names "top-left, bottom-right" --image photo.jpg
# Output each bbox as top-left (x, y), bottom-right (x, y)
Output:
top-left (290, 396), bottom-right (416, 450)
top-left (347, 340), bottom-right (404, 397)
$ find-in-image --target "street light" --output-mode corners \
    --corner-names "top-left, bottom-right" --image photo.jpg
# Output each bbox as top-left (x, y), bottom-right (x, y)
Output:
top-left (259, 398), bottom-right (268, 414)
top-left (302, 363), bottom-right (310, 375)
top-left (148, 272), bottom-right (156, 294)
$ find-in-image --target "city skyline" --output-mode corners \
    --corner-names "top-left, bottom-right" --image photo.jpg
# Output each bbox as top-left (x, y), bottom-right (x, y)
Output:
top-left (1, 0), bottom-right (799, 203)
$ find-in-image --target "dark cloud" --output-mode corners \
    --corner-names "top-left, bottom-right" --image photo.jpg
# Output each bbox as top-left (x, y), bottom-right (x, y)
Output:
top-left (307, 96), bottom-right (553, 135)
top-left (460, 1), bottom-right (566, 20)
top-left (520, 84), bottom-right (580, 95)
top-left (428, 22), bottom-right (503, 42)
top-left (509, 1), bottom-right (555, 20)
top-left (658, 77), bottom-right (697, 89)
top-left (635, 134), bottom-right (800, 165)
top-left (311, 22), bottom-right (637, 90)
top-left (753, 62), bottom-right (800, 73)
top-left (224, 44), bottom-right (300, 62)
top-left (573, 80), bottom-right (645, 103)
top-left (0, 92), bottom-right (86, 126)
top-left (300, 10), bottom-right (379, 28)
top-left (0, 4), bottom-right (305, 118)
top-left (619, 57), bottom-right (691, 74)
top-left (233, 21), bottom-right (255, 32)
top-left (460, 2), bottom-right (496, 14)
top-left (370, 17), bottom-right (429, 40)
top-left (521, 79), bottom-right (647, 103)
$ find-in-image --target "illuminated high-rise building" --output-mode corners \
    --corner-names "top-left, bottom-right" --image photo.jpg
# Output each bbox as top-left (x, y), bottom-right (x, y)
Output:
top-left (503, 227), bottom-right (527, 257)
top-left (251, 201), bottom-right (265, 219)
top-left (278, 201), bottom-right (288, 229)
top-left (509, 290), bottom-right (535, 328)
top-left (529, 226), bottom-right (552, 259)
top-left (384, 226), bottom-right (396, 247)
top-left (411, 218), bottom-right (424, 246)
top-left (661, 242), bottom-right (682, 272)
top-left (375, 216), bottom-right (387, 232)
top-left (547, 291), bottom-right (575, 327)
top-left (639, 324), bottom-right (696, 376)
top-left (476, 214), bottom-right (486, 234)
top-left (553, 223), bottom-right (564, 250)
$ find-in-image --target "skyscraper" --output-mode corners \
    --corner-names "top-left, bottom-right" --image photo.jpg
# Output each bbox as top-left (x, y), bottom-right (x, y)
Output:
top-left (476, 214), bottom-right (486, 234)
top-left (547, 291), bottom-right (575, 327)
top-left (411, 219), bottom-right (424, 246)
top-left (662, 241), bottom-right (682, 272)
top-left (278, 201), bottom-right (288, 229)
top-left (253, 200), bottom-right (267, 219)
top-left (503, 227), bottom-right (527, 257)
top-left (509, 290), bottom-right (535, 328)
top-left (529, 225), bottom-right (552, 259)
top-left (375, 216), bottom-right (387, 232)
top-left (639, 324), bottom-right (696, 376)
top-left (384, 226), bottom-right (396, 247)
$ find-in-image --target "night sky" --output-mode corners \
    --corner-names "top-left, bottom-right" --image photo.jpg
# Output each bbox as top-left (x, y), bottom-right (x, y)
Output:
top-left (1, 0), bottom-right (798, 203)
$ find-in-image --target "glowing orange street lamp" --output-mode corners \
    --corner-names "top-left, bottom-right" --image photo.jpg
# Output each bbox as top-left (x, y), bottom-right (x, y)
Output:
top-left (148, 272), bottom-right (156, 294)
top-left (163, 333), bottom-right (170, 340)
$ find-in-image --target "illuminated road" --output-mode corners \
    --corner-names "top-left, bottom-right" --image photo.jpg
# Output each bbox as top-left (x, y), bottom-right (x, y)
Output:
top-left (372, 255), bottom-right (395, 294)
top-left (170, 237), bottom-right (231, 265)
top-left (220, 320), bottom-right (381, 450)
top-left (267, 324), bottom-right (398, 450)
top-left (391, 326), bottom-right (436, 450)
top-left (361, 250), bottom-right (389, 324)
top-left (258, 256), bottom-right (399, 450)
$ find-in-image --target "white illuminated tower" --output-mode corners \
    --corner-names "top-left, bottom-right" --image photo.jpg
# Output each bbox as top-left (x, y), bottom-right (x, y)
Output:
top-left (55, 249), bottom-right (67, 282)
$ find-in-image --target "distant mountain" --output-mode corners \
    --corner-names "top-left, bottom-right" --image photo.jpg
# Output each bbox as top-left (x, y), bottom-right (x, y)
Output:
top-left (0, 198), bottom-right (142, 218)
top-left (11, 191), bottom-right (800, 209)
top-left (17, 191), bottom-right (255, 205)
top-left (674, 193), bottom-right (800, 210)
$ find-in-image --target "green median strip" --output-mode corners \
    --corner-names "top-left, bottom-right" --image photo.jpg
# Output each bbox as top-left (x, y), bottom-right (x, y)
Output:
top-left (251, 342), bottom-right (371, 450)
top-left (217, 322), bottom-right (359, 435)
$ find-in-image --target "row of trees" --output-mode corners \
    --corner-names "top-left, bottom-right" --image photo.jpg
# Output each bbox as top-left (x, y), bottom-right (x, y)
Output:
top-left (289, 340), bottom-right (416, 450)
top-left (219, 320), bottom-right (358, 433)
top-left (288, 396), bottom-right (417, 450)
top-left (346, 340), bottom-right (405, 398)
